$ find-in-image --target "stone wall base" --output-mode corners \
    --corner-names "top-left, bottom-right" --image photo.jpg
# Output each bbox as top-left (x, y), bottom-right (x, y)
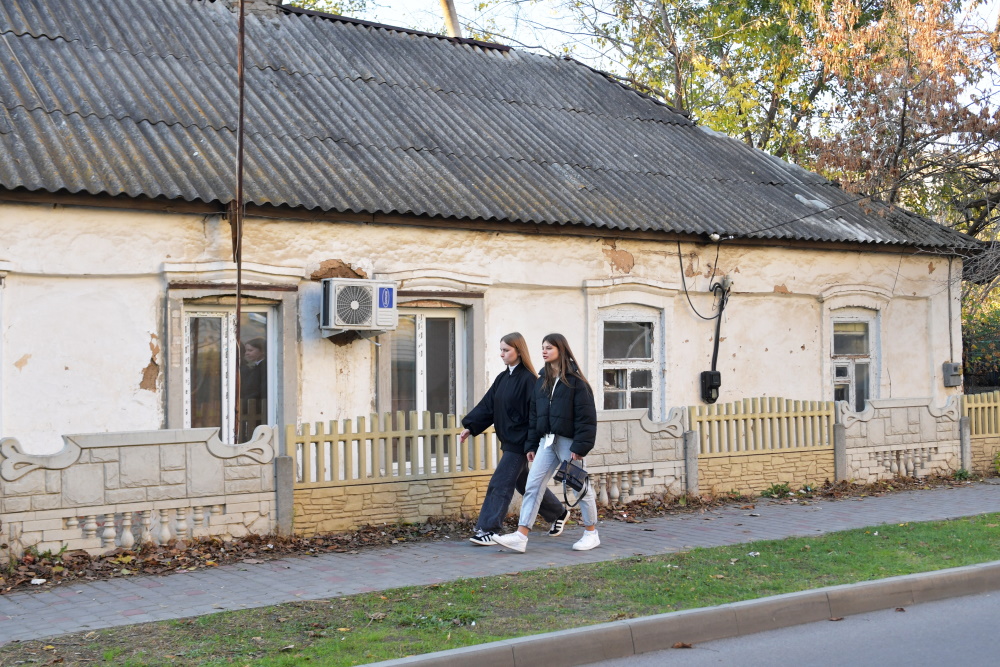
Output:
top-left (293, 475), bottom-right (492, 535)
top-left (699, 450), bottom-right (836, 496)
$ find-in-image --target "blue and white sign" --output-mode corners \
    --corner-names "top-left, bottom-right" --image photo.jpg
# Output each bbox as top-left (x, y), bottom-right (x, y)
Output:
top-left (378, 286), bottom-right (394, 309)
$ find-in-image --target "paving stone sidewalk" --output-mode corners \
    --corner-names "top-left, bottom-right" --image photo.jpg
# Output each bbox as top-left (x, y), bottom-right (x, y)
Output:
top-left (3, 481), bottom-right (1000, 645)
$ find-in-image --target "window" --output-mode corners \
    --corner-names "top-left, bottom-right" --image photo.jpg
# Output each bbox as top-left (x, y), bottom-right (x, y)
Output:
top-left (832, 319), bottom-right (874, 411)
top-left (184, 306), bottom-right (276, 442)
top-left (389, 309), bottom-right (465, 421)
top-left (601, 317), bottom-right (657, 417)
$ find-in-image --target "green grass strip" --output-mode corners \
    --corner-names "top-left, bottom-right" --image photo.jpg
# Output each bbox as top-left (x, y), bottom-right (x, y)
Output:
top-left (6, 513), bottom-right (1000, 666)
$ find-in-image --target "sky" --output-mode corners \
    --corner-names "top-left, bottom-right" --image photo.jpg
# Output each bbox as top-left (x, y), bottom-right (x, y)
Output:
top-left (344, 0), bottom-right (999, 47)
top-left (341, 0), bottom-right (585, 56)
top-left (338, 0), bottom-right (1000, 79)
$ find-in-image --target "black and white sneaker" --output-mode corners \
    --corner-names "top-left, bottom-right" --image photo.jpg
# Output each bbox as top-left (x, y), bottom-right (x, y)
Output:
top-left (469, 531), bottom-right (497, 546)
top-left (548, 508), bottom-right (570, 537)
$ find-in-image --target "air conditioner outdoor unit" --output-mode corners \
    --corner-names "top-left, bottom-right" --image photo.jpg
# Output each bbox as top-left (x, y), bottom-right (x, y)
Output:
top-left (320, 278), bottom-right (398, 335)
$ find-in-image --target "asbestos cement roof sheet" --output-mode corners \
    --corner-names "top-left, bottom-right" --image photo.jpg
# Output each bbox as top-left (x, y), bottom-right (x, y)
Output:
top-left (0, 0), bottom-right (978, 250)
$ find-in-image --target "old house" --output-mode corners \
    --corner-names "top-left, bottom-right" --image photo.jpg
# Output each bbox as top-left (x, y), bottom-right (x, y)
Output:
top-left (0, 0), bottom-right (983, 546)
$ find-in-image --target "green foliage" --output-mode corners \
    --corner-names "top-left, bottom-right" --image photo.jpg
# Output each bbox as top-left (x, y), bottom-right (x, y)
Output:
top-left (963, 298), bottom-right (1000, 380)
top-left (761, 482), bottom-right (792, 498)
top-left (954, 468), bottom-right (970, 481)
top-left (993, 451), bottom-right (1000, 476)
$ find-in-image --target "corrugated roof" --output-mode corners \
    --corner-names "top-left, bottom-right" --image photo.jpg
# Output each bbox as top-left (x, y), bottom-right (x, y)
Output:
top-left (0, 0), bottom-right (978, 250)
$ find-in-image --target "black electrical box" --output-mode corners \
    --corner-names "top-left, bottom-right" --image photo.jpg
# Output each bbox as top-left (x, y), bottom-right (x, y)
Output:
top-left (700, 370), bottom-right (721, 404)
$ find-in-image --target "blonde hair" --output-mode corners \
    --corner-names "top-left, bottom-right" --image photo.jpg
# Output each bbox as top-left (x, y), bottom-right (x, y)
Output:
top-left (501, 332), bottom-right (535, 376)
top-left (541, 333), bottom-right (589, 392)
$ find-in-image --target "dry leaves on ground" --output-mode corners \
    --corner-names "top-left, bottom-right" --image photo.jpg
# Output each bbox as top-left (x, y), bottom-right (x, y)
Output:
top-left (0, 474), bottom-right (981, 594)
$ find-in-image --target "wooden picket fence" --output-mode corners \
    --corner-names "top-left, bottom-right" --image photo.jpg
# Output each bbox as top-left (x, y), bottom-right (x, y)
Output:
top-left (286, 411), bottom-right (498, 489)
top-left (689, 397), bottom-right (835, 456)
top-left (963, 390), bottom-right (1000, 436)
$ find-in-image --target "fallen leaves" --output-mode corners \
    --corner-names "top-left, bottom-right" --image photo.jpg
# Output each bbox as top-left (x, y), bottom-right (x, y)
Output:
top-left (672, 642), bottom-right (693, 649)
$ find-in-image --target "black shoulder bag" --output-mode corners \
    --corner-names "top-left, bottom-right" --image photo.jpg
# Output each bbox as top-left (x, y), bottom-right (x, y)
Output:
top-left (553, 459), bottom-right (590, 507)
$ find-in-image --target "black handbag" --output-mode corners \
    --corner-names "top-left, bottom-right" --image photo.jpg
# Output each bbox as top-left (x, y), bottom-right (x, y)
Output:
top-left (553, 459), bottom-right (590, 507)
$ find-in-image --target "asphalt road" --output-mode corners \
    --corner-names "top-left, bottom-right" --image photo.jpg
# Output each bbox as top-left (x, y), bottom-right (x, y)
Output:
top-left (588, 590), bottom-right (1000, 666)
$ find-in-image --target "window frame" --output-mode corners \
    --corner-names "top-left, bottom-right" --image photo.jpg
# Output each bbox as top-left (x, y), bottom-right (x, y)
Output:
top-left (182, 305), bottom-right (277, 441)
top-left (830, 309), bottom-right (879, 412)
top-left (165, 281), bottom-right (297, 441)
top-left (598, 308), bottom-right (661, 419)
top-left (391, 307), bottom-right (467, 422)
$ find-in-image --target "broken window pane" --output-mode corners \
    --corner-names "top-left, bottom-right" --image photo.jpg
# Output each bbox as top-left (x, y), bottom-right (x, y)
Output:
top-left (604, 368), bottom-right (627, 390)
top-left (604, 321), bottom-right (653, 359)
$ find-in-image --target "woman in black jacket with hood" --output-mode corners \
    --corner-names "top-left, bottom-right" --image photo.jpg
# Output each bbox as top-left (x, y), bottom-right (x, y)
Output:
top-left (460, 332), bottom-right (567, 546)
top-left (495, 333), bottom-right (600, 553)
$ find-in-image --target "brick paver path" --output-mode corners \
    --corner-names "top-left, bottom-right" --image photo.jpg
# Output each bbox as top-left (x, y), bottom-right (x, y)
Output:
top-left (3, 481), bottom-right (1000, 644)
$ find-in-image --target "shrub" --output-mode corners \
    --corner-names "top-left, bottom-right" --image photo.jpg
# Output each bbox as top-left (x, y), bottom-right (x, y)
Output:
top-left (761, 482), bottom-right (792, 498)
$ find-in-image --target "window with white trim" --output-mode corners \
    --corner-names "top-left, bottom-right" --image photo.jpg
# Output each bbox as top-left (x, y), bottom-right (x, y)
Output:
top-left (831, 310), bottom-right (878, 411)
top-left (184, 306), bottom-right (276, 442)
top-left (600, 312), bottom-right (658, 418)
top-left (389, 308), bottom-right (466, 421)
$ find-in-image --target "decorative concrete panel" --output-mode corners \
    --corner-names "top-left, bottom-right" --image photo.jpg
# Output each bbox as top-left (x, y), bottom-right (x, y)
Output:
top-left (0, 426), bottom-right (277, 559)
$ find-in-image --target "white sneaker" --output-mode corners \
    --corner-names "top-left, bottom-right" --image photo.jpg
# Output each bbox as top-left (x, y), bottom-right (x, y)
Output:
top-left (494, 531), bottom-right (528, 553)
top-left (572, 530), bottom-right (600, 551)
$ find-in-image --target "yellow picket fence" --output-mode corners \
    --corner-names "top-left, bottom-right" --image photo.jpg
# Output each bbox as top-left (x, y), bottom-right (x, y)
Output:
top-left (964, 390), bottom-right (1000, 436)
top-left (286, 411), bottom-right (498, 489)
top-left (689, 397), bottom-right (835, 456)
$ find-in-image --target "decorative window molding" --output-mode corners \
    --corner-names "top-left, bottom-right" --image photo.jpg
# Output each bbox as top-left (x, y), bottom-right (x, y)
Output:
top-left (598, 306), bottom-right (661, 418)
top-left (163, 261), bottom-right (304, 286)
top-left (820, 285), bottom-right (891, 408)
top-left (584, 281), bottom-right (675, 422)
top-left (828, 305), bottom-right (881, 411)
top-left (164, 269), bottom-right (298, 440)
top-left (374, 268), bottom-right (492, 292)
top-left (819, 284), bottom-right (892, 311)
top-left (373, 273), bottom-right (486, 416)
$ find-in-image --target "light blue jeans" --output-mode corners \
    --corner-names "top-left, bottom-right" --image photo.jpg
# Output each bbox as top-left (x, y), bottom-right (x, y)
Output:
top-left (519, 434), bottom-right (598, 530)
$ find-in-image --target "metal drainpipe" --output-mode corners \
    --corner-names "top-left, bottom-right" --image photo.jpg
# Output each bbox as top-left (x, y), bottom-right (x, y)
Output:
top-left (439, 0), bottom-right (461, 38)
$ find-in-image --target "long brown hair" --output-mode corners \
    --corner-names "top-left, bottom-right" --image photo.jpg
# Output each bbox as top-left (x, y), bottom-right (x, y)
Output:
top-left (541, 333), bottom-right (589, 392)
top-left (501, 332), bottom-right (535, 376)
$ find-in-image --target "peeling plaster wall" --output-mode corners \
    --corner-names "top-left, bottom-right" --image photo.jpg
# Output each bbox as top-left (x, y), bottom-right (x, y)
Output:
top-left (3, 274), bottom-right (163, 453)
top-left (0, 203), bottom-right (961, 452)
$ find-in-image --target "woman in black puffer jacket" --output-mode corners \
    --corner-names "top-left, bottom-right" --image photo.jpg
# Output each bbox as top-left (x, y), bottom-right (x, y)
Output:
top-left (494, 333), bottom-right (600, 553)
top-left (460, 332), bottom-right (567, 546)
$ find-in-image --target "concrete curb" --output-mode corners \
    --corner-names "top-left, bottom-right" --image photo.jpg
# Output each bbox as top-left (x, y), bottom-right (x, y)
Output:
top-left (371, 560), bottom-right (1000, 667)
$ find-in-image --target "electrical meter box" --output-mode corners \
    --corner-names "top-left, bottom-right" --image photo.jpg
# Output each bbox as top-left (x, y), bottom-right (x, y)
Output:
top-left (942, 362), bottom-right (962, 388)
top-left (700, 370), bottom-right (721, 404)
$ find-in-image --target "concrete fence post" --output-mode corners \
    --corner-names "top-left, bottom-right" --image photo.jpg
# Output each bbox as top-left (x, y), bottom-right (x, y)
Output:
top-left (274, 455), bottom-right (295, 535)
top-left (960, 416), bottom-right (971, 472)
top-left (683, 430), bottom-right (699, 497)
top-left (833, 423), bottom-right (847, 481)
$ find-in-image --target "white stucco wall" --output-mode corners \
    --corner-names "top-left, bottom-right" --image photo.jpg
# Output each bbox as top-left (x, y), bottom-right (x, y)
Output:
top-left (0, 202), bottom-right (962, 452)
